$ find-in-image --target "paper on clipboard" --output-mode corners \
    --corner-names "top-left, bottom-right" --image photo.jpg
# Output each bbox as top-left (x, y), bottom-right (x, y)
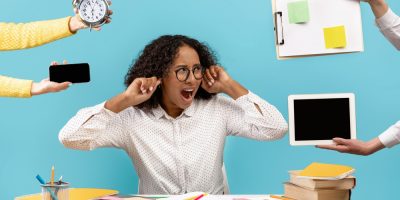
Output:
top-left (271, 0), bottom-right (364, 60)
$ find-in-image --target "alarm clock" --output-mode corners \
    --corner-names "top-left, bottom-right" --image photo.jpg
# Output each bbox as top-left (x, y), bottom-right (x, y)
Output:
top-left (72, 0), bottom-right (110, 28)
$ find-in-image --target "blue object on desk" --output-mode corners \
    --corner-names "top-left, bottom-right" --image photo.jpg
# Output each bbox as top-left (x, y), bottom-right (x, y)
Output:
top-left (36, 174), bottom-right (59, 200)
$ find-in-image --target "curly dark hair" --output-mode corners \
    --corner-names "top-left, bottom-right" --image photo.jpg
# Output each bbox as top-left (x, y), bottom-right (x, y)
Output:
top-left (124, 35), bottom-right (218, 109)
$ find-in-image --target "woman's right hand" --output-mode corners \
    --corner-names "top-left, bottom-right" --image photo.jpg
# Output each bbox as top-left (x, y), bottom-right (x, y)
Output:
top-left (123, 77), bottom-right (161, 106)
top-left (105, 77), bottom-right (161, 113)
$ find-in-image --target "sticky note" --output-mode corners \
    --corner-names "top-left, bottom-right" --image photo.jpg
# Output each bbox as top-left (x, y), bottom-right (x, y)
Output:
top-left (287, 0), bottom-right (310, 24)
top-left (323, 25), bottom-right (347, 48)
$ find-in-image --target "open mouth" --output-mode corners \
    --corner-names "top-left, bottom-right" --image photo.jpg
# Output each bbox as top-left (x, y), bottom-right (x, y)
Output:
top-left (181, 88), bottom-right (194, 101)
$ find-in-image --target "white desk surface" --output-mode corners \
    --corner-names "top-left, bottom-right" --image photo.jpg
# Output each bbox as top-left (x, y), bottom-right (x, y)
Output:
top-left (135, 194), bottom-right (281, 200)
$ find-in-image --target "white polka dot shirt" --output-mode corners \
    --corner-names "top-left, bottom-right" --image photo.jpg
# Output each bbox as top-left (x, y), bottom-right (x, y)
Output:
top-left (59, 91), bottom-right (288, 194)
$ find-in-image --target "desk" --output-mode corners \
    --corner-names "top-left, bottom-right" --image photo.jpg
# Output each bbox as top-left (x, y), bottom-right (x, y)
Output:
top-left (16, 190), bottom-right (285, 200)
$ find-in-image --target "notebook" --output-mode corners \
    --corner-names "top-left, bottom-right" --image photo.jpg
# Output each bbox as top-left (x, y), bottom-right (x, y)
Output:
top-left (298, 162), bottom-right (355, 180)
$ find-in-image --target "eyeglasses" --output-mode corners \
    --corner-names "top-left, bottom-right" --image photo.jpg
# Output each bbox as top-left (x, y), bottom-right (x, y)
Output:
top-left (174, 65), bottom-right (204, 82)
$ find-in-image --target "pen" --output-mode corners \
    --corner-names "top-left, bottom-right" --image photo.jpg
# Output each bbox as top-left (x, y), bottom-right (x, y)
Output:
top-left (270, 195), bottom-right (293, 200)
top-left (184, 193), bottom-right (206, 200)
top-left (193, 194), bottom-right (206, 200)
top-left (55, 176), bottom-right (63, 196)
top-left (36, 174), bottom-right (59, 200)
top-left (51, 165), bottom-right (55, 185)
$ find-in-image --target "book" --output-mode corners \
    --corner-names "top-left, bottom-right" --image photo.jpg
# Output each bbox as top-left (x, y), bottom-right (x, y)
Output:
top-left (298, 162), bottom-right (355, 180)
top-left (289, 170), bottom-right (356, 190)
top-left (284, 183), bottom-right (350, 200)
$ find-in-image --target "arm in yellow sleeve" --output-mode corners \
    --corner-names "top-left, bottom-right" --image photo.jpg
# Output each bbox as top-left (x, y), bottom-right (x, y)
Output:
top-left (0, 17), bottom-right (75, 51)
top-left (0, 75), bottom-right (32, 98)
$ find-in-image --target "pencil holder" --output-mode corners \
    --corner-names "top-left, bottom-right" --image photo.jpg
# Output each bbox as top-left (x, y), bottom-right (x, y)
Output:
top-left (41, 182), bottom-right (69, 200)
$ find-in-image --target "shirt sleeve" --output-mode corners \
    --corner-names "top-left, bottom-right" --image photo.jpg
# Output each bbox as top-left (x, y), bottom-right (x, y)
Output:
top-left (375, 8), bottom-right (400, 50)
top-left (58, 102), bottom-right (130, 151)
top-left (0, 75), bottom-right (32, 98)
top-left (378, 121), bottom-right (400, 148)
top-left (224, 91), bottom-right (288, 140)
top-left (0, 17), bottom-right (75, 51)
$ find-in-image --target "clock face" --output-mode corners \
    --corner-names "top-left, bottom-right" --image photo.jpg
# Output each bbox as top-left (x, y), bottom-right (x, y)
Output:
top-left (78, 0), bottom-right (107, 24)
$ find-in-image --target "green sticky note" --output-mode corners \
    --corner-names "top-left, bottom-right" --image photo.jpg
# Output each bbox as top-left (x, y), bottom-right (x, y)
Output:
top-left (324, 25), bottom-right (347, 48)
top-left (287, 0), bottom-right (310, 24)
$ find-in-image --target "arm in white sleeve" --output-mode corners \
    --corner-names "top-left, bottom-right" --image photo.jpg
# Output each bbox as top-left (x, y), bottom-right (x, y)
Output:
top-left (378, 121), bottom-right (400, 148)
top-left (59, 102), bottom-right (129, 151)
top-left (376, 8), bottom-right (400, 50)
top-left (225, 91), bottom-right (288, 140)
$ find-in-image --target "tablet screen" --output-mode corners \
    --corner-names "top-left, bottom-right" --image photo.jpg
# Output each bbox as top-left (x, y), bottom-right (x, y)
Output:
top-left (294, 98), bottom-right (351, 141)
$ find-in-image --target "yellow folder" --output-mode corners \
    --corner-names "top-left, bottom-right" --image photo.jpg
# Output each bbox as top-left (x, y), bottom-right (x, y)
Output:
top-left (15, 188), bottom-right (118, 200)
top-left (298, 162), bottom-right (355, 180)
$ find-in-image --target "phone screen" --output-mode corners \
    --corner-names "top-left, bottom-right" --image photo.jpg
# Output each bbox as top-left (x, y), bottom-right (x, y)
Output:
top-left (49, 63), bottom-right (90, 83)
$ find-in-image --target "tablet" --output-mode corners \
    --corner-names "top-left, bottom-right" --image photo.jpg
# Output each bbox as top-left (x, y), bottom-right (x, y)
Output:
top-left (288, 93), bottom-right (356, 146)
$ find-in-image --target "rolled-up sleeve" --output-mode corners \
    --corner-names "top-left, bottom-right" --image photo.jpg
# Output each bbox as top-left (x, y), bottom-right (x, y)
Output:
top-left (376, 8), bottom-right (400, 50)
top-left (59, 102), bottom-right (128, 151)
top-left (378, 121), bottom-right (400, 148)
top-left (225, 91), bottom-right (288, 140)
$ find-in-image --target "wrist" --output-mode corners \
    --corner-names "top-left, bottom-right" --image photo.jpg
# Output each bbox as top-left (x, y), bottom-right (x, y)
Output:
top-left (122, 91), bottom-right (139, 106)
top-left (368, 0), bottom-right (386, 7)
top-left (222, 79), bottom-right (248, 100)
top-left (105, 93), bottom-right (128, 113)
top-left (368, 0), bottom-right (389, 18)
top-left (30, 82), bottom-right (41, 96)
top-left (365, 138), bottom-right (385, 155)
top-left (69, 15), bottom-right (85, 33)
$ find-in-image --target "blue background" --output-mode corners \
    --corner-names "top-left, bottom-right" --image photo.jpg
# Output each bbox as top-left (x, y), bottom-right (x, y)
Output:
top-left (1, 0), bottom-right (399, 199)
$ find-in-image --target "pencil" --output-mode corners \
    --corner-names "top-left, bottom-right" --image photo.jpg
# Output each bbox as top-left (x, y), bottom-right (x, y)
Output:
top-left (270, 195), bottom-right (293, 200)
top-left (50, 165), bottom-right (55, 185)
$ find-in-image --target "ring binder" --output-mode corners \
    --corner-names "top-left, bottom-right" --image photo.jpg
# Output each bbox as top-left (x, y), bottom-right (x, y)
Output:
top-left (274, 11), bottom-right (284, 45)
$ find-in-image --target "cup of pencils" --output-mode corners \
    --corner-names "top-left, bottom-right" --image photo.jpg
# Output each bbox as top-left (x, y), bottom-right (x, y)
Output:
top-left (41, 181), bottom-right (69, 200)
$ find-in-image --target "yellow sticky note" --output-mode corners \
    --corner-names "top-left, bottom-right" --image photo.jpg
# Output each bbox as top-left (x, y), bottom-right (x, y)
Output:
top-left (323, 25), bottom-right (347, 49)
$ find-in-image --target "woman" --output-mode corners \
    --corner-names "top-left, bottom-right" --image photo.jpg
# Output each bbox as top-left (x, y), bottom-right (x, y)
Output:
top-left (59, 35), bottom-right (288, 194)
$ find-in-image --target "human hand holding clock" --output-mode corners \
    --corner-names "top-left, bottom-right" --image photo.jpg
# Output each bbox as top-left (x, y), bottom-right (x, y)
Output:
top-left (70, 0), bottom-right (113, 32)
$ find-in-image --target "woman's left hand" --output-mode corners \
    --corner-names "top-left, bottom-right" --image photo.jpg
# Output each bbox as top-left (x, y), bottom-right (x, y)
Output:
top-left (201, 65), bottom-right (232, 94)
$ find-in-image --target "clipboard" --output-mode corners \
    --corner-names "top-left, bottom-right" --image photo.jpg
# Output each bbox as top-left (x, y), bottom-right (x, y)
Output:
top-left (271, 0), bottom-right (364, 60)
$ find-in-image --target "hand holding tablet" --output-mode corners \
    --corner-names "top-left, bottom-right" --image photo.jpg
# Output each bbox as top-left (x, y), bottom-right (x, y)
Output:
top-left (288, 93), bottom-right (356, 146)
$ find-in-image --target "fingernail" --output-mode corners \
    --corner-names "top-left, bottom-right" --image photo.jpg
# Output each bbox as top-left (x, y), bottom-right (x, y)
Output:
top-left (211, 79), bottom-right (215, 83)
top-left (208, 82), bottom-right (212, 86)
top-left (149, 86), bottom-right (153, 91)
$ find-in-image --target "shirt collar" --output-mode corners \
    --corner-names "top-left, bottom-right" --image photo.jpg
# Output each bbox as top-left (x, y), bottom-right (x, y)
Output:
top-left (152, 101), bottom-right (197, 119)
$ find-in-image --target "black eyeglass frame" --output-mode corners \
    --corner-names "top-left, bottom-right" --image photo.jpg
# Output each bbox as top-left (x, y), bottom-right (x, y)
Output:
top-left (174, 65), bottom-right (205, 82)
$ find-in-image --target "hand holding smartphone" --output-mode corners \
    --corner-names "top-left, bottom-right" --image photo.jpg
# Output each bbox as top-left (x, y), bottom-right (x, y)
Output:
top-left (49, 63), bottom-right (90, 83)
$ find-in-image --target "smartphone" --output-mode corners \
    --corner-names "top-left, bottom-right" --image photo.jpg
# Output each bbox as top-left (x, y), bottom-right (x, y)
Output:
top-left (49, 63), bottom-right (90, 83)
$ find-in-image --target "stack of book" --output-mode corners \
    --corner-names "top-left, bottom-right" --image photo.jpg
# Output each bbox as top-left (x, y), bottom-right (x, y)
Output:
top-left (284, 163), bottom-right (356, 200)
